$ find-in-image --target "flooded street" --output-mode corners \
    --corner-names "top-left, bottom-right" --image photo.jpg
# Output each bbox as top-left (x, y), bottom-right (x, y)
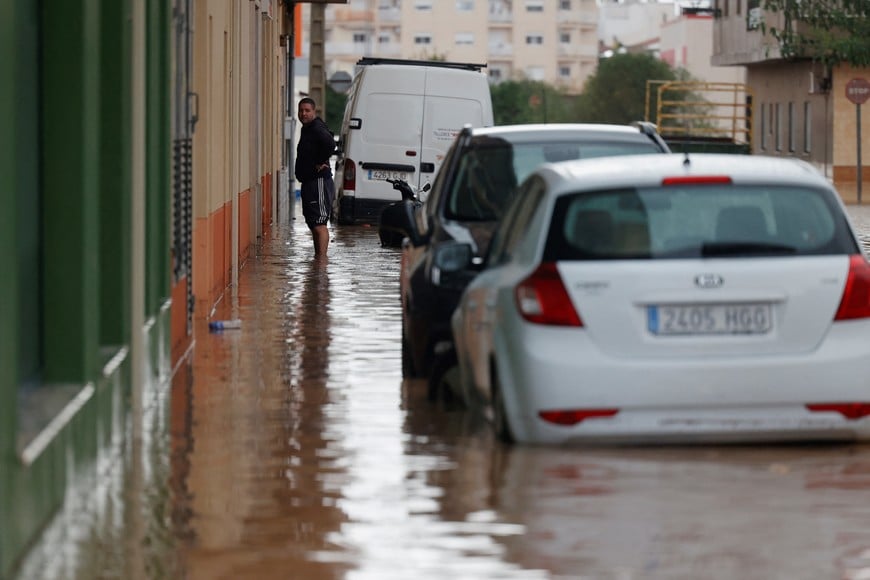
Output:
top-left (15, 203), bottom-right (870, 580)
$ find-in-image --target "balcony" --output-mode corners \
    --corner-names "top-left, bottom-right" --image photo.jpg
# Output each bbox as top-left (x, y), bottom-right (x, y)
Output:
top-left (377, 7), bottom-right (400, 23)
top-left (326, 41), bottom-right (374, 58)
top-left (374, 44), bottom-right (401, 57)
top-left (489, 0), bottom-right (513, 26)
top-left (558, 43), bottom-right (599, 58)
top-left (333, 8), bottom-right (375, 23)
top-left (557, 11), bottom-right (598, 27)
top-left (488, 42), bottom-right (514, 56)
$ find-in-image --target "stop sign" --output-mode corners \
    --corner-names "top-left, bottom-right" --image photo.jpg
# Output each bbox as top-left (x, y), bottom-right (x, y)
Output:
top-left (846, 78), bottom-right (870, 105)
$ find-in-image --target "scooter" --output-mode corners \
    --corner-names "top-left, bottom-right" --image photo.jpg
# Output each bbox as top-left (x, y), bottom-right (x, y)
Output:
top-left (377, 179), bottom-right (431, 248)
top-left (387, 178), bottom-right (426, 203)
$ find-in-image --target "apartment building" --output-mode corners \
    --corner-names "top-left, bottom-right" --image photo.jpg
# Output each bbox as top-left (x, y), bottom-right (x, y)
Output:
top-left (660, 8), bottom-right (745, 86)
top-left (598, 0), bottom-right (675, 53)
top-left (712, 0), bottom-right (870, 197)
top-left (310, 0), bottom-right (599, 94)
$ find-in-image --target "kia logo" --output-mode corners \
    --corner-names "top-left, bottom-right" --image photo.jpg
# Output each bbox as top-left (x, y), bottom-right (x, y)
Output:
top-left (695, 273), bottom-right (724, 288)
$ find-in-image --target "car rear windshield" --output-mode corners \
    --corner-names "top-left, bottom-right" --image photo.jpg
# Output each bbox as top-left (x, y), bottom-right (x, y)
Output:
top-left (446, 139), bottom-right (662, 222)
top-left (544, 184), bottom-right (859, 261)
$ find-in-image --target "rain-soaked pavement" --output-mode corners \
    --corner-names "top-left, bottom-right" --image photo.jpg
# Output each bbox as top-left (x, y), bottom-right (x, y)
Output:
top-left (14, 202), bottom-right (870, 580)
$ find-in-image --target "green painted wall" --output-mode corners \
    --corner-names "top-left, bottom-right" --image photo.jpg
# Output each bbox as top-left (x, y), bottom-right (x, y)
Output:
top-left (15, 2), bottom-right (41, 384)
top-left (146, 0), bottom-right (172, 318)
top-left (42, 0), bottom-right (102, 385)
top-left (99, 0), bottom-right (132, 348)
top-left (0, 0), bottom-right (22, 575)
top-left (0, 0), bottom-right (173, 576)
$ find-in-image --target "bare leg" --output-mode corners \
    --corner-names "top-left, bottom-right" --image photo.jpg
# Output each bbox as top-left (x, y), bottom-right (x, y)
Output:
top-left (312, 224), bottom-right (329, 256)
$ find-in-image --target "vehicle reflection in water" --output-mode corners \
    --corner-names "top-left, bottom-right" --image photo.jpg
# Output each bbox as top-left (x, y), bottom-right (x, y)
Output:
top-left (483, 445), bottom-right (870, 579)
top-left (12, 205), bottom-right (870, 580)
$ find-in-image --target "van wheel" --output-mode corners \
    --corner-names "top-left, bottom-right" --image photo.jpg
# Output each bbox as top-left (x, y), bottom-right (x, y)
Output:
top-left (337, 204), bottom-right (354, 226)
top-left (491, 367), bottom-right (515, 444)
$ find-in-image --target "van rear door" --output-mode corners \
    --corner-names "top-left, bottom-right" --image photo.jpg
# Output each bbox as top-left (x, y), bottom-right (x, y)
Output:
top-left (357, 68), bottom-right (424, 201)
top-left (419, 68), bottom-right (491, 193)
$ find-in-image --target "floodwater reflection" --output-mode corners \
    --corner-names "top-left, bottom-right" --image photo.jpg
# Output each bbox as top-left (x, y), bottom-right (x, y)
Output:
top-left (13, 204), bottom-right (870, 580)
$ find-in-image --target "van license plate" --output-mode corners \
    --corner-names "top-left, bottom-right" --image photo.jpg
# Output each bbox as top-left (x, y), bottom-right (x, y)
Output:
top-left (368, 170), bottom-right (409, 182)
top-left (648, 303), bottom-right (772, 335)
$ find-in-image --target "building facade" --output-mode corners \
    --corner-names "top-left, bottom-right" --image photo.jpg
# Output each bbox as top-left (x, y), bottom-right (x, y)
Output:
top-left (598, 0), bottom-right (676, 54)
top-left (660, 8), bottom-right (745, 86)
top-left (0, 1), bottom-right (291, 576)
top-left (313, 0), bottom-right (599, 94)
top-left (712, 0), bottom-right (870, 197)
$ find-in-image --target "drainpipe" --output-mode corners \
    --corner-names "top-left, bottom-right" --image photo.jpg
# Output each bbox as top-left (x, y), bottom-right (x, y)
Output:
top-left (232, 0), bottom-right (241, 290)
top-left (287, 1), bottom-right (297, 215)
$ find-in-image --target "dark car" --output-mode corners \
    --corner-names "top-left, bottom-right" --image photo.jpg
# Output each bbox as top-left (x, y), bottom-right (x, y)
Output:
top-left (388, 122), bottom-right (671, 390)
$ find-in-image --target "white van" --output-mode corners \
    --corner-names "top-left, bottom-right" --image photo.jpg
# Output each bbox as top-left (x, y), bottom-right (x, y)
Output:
top-left (334, 58), bottom-right (494, 225)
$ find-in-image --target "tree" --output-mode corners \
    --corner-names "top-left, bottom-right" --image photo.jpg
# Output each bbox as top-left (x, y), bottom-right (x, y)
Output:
top-left (761, 0), bottom-right (870, 67)
top-left (574, 53), bottom-right (678, 124)
top-left (324, 84), bottom-right (347, 134)
top-left (490, 79), bottom-right (575, 125)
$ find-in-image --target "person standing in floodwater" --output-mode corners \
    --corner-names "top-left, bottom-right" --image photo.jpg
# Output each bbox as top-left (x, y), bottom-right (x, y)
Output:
top-left (295, 97), bottom-right (336, 257)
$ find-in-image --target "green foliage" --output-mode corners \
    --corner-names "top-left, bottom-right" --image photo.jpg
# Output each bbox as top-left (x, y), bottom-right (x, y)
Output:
top-left (761, 0), bottom-right (870, 67)
top-left (574, 53), bottom-right (678, 124)
top-left (415, 52), bottom-right (448, 62)
top-left (324, 84), bottom-right (346, 133)
top-left (489, 80), bottom-right (576, 125)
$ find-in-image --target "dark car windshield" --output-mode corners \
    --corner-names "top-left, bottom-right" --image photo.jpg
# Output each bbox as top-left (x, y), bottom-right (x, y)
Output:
top-left (544, 184), bottom-right (859, 260)
top-left (445, 137), bottom-right (662, 222)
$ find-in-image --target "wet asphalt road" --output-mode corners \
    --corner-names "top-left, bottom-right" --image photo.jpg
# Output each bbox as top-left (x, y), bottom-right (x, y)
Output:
top-left (14, 203), bottom-right (870, 580)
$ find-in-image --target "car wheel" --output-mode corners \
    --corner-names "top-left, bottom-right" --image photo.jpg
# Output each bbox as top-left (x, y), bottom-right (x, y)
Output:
top-left (401, 324), bottom-right (419, 378)
top-left (379, 229), bottom-right (403, 248)
top-left (491, 367), bottom-right (515, 444)
top-left (428, 349), bottom-right (462, 407)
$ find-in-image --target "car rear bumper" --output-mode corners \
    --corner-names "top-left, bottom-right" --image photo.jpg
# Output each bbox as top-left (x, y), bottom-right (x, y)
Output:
top-left (497, 320), bottom-right (870, 444)
top-left (525, 408), bottom-right (870, 446)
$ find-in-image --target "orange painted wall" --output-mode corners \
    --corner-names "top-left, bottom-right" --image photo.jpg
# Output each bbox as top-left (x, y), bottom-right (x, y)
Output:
top-left (190, 188), bottom-right (269, 317)
top-left (192, 203), bottom-right (227, 317)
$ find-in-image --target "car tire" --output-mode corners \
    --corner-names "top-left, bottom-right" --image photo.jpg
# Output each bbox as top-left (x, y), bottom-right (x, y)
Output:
top-left (491, 366), bottom-right (515, 444)
top-left (379, 229), bottom-right (403, 248)
top-left (428, 349), bottom-right (461, 407)
top-left (401, 324), bottom-right (419, 378)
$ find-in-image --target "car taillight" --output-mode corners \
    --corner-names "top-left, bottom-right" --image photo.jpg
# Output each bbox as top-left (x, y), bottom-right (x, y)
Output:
top-left (806, 403), bottom-right (870, 420)
top-left (515, 262), bottom-right (583, 326)
top-left (539, 409), bottom-right (619, 426)
top-left (834, 255), bottom-right (870, 320)
top-left (343, 159), bottom-right (356, 191)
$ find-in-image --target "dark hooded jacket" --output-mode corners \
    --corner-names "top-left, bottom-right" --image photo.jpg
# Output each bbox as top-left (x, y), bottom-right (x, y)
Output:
top-left (295, 116), bottom-right (336, 182)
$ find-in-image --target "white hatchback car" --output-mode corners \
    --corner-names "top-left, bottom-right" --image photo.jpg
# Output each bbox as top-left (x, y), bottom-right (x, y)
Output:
top-left (451, 153), bottom-right (870, 445)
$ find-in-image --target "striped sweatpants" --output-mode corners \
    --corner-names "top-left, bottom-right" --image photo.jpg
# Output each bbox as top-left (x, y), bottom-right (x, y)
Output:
top-left (300, 173), bottom-right (335, 229)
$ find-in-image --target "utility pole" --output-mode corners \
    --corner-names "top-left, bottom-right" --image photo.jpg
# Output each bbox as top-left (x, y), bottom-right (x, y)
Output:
top-left (309, 2), bottom-right (326, 119)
